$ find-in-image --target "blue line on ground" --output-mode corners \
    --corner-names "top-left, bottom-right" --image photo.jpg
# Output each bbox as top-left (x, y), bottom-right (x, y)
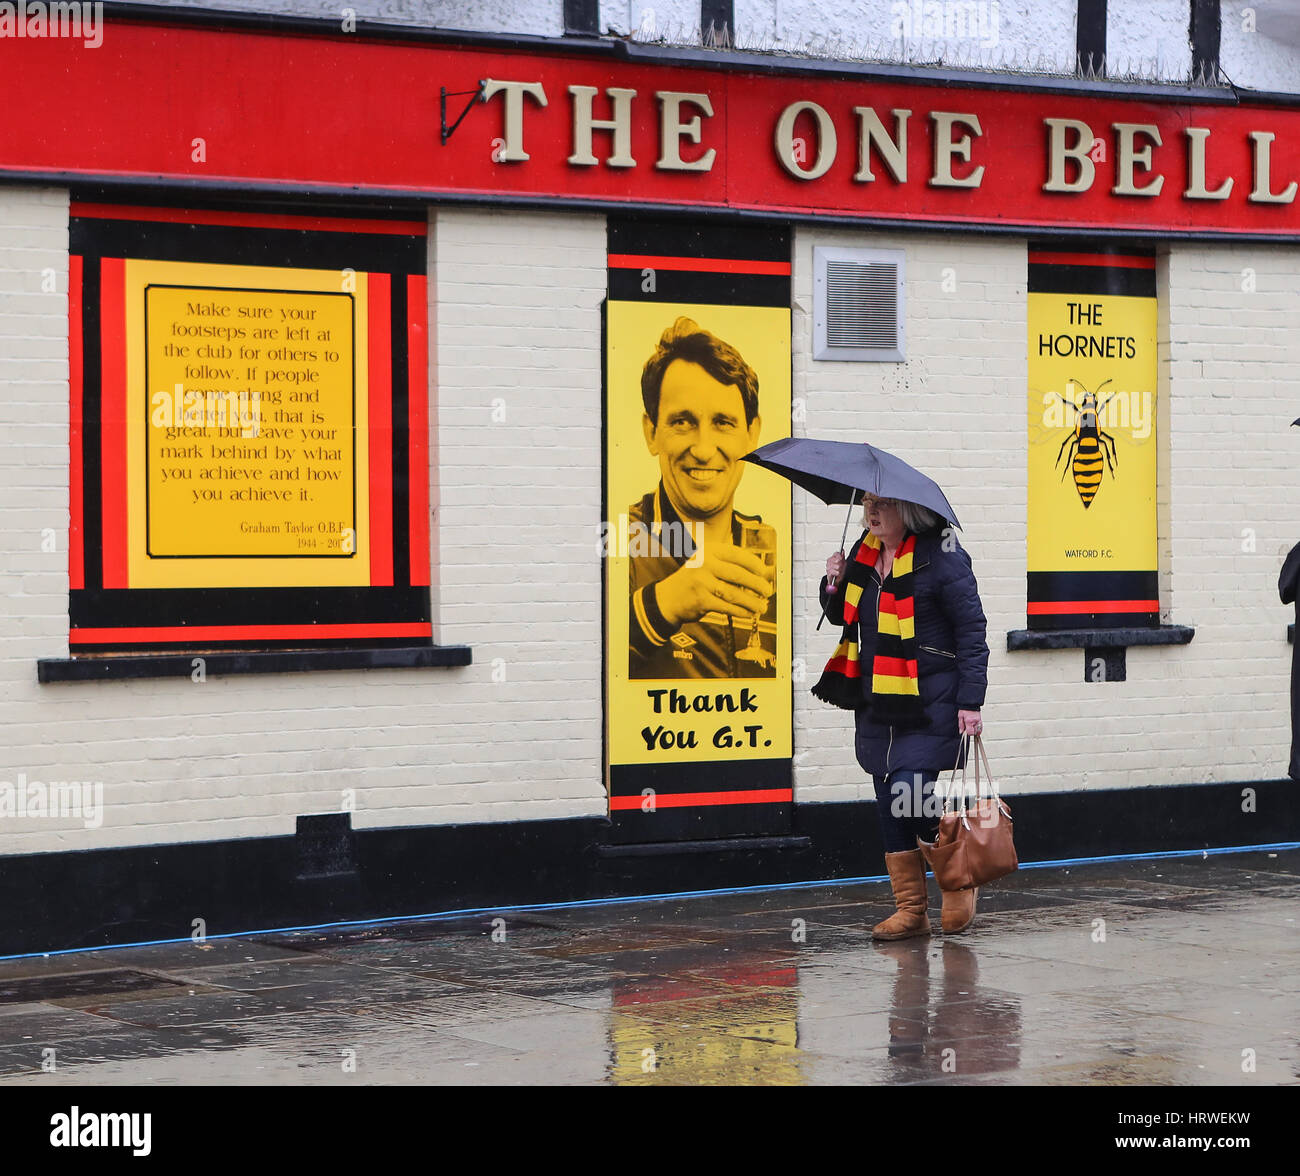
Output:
top-left (3, 840), bottom-right (1297, 963)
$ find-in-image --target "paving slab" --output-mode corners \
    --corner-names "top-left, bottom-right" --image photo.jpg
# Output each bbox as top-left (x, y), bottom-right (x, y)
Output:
top-left (0, 849), bottom-right (1298, 1085)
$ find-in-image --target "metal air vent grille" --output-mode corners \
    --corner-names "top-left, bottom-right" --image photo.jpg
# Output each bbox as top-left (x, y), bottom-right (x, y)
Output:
top-left (824, 260), bottom-right (901, 349)
top-left (813, 247), bottom-right (905, 362)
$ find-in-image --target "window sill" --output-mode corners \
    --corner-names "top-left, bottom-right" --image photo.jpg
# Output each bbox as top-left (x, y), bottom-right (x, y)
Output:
top-left (37, 645), bottom-right (472, 683)
top-left (1006, 625), bottom-right (1195, 652)
top-left (1006, 626), bottom-right (1193, 682)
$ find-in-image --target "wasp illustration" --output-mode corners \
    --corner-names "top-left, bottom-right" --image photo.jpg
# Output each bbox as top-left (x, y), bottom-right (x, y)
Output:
top-left (1054, 379), bottom-right (1118, 509)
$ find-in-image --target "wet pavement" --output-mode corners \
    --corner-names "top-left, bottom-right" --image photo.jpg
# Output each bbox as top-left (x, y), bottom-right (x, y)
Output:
top-left (0, 849), bottom-right (1297, 1086)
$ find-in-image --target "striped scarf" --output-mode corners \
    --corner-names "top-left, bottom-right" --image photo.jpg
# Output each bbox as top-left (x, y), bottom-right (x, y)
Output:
top-left (811, 531), bottom-right (925, 725)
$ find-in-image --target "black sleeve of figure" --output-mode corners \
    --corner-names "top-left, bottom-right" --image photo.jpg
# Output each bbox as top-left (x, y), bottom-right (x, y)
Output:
top-left (934, 542), bottom-right (989, 710)
top-left (630, 581), bottom-right (675, 669)
top-left (1280, 542), bottom-right (1300, 605)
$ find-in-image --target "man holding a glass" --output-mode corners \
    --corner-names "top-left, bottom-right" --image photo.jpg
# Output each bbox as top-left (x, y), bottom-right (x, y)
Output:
top-left (627, 316), bottom-right (777, 679)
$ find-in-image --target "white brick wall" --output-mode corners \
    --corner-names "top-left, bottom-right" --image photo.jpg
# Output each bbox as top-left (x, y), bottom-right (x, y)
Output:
top-left (791, 227), bottom-right (1028, 803)
top-left (0, 185), bottom-right (78, 847)
top-left (1158, 242), bottom-right (1300, 781)
top-left (432, 205), bottom-right (608, 812)
top-left (790, 227), bottom-right (1300, 806)
top-left (1, 198), bottom-right (608, 855)
top-left (4, 185), bottom-right (1298, 858)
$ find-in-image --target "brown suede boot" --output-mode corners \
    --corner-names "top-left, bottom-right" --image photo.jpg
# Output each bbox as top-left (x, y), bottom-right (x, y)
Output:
top-left (872, 850), bottom-right (932, 940)
top-left (940, 886), bottom-right (979, 934)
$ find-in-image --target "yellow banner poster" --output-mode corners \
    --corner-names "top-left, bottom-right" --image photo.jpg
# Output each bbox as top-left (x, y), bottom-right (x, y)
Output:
top-left (124, 259), bottom-right (370, 589)
top-left (68, 203), bottom-right (433, 656)
top-left (1026, 252), bottom-right (1158, 628)
top-left (604, 221), bottom-right (793, 841)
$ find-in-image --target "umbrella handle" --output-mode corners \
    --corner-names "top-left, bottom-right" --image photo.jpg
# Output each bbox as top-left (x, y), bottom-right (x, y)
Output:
top-left (818, 498), bottom-right (859, 631)
top-left (826, 496), bottom-right (857, 596)
top-left (818, 551), bottom-right (846, 630)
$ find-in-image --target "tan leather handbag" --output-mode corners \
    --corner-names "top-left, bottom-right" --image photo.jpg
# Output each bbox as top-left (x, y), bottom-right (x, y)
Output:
top-left (917, 735), bottom-right (1018, 889)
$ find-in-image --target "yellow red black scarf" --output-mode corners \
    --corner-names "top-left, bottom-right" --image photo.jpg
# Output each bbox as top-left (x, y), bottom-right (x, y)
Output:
top-left (812, 531), bottom-right (925, 724)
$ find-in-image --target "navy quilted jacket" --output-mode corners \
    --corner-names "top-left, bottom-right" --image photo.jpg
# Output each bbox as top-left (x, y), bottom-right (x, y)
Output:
top-left (819, 527), bottom-right (989, 776)
top-left (1279, 541), bottom-right (1300, 781)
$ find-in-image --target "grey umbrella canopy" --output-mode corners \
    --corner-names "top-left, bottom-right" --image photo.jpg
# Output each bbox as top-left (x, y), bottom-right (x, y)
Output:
top-left (743, 437), bottom-right (962, 528)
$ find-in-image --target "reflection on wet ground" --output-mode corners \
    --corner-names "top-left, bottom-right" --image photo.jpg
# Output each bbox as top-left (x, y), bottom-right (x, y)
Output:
top-left (1, 850), bottom-right (1297, 1085)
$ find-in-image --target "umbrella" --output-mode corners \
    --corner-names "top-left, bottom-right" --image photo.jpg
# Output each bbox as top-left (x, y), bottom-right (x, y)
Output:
top-left (743, 437), bottom-right (961, 525)
top-left (742, 437), bottom-right (961, 628)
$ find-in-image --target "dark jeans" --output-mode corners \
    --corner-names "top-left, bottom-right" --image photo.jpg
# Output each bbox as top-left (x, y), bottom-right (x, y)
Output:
top-left (872, 769), bottom-right (941, 854)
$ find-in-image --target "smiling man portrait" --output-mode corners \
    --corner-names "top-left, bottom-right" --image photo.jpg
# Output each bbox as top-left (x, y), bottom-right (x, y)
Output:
top-left (628, 316), bottom-right (778, 679)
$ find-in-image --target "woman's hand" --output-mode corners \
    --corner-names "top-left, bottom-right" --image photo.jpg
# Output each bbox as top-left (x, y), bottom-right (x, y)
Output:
top-left (826, 551), bottom-right (847, 586)
top-left (958, 709), bottom-right (983, 736)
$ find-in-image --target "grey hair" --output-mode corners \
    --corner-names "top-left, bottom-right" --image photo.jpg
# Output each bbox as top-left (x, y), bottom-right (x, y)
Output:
top-left (896, 500), bottom-right (941, 534)
top-left (863, 498), bottom-right (942, 534)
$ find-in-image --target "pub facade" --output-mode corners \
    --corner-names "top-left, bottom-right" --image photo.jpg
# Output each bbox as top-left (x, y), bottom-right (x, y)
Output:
top-left (1, 0), bottom-right (1298, 953)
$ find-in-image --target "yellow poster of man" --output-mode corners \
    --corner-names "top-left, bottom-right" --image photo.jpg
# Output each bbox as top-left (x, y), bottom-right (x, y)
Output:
top-left (606, 301), bottom-right (792, 771)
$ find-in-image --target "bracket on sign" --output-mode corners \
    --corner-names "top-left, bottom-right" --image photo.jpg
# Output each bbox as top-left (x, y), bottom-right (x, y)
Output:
top-left (440, 82), bottom-right (486, 145)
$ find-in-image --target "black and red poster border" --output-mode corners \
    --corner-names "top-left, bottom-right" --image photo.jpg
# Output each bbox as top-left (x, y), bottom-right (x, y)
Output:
top-left (68, 199), bottom-right (433, 653)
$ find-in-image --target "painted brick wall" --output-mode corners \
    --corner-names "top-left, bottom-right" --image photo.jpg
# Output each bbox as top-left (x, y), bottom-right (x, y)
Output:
top-left (432, 206), bottom-right (608, 815)
top-left (4, 190), bottom-right (1297, 858)
top-left (790, 227), bottom-right (1028, 803)
top-left (789, 227), bottom-right (1300, 807)
top-left (1156, 242), bottom-right (1300, 784)
top-left (0, 186), bottom-right (79, 846)
top-left (1, 199), bottom-right (608, 855)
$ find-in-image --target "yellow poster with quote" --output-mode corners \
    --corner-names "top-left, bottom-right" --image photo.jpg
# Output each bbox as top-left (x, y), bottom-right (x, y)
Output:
top-left (1026, 252), bottom-right (1158, 628)
top-left (125, 259), bottom-right (370, 588)
top-left (603, 221), bottom-right (794, 840)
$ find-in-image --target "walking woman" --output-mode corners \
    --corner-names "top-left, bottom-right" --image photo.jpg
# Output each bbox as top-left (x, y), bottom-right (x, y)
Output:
top-left (816, 494), bottom-right (990, 938)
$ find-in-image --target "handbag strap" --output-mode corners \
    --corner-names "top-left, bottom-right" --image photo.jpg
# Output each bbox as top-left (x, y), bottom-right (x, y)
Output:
top-left (942, 734), bottom-right (1003, 814)
top-left (970, 735), bottom-right (1013, 821)
top-left (947, 734), bottom-right (996, 812)
top-left (941, 734), bottom-right (972, 814)
top-left (969, 733), bottom-right (987, 801)
top-left (974, 733), bottom-right (994, 798)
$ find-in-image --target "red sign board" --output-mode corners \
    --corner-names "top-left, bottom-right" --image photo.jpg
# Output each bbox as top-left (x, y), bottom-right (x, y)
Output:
top-left (3, 17), bottom-right (1300, 237)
